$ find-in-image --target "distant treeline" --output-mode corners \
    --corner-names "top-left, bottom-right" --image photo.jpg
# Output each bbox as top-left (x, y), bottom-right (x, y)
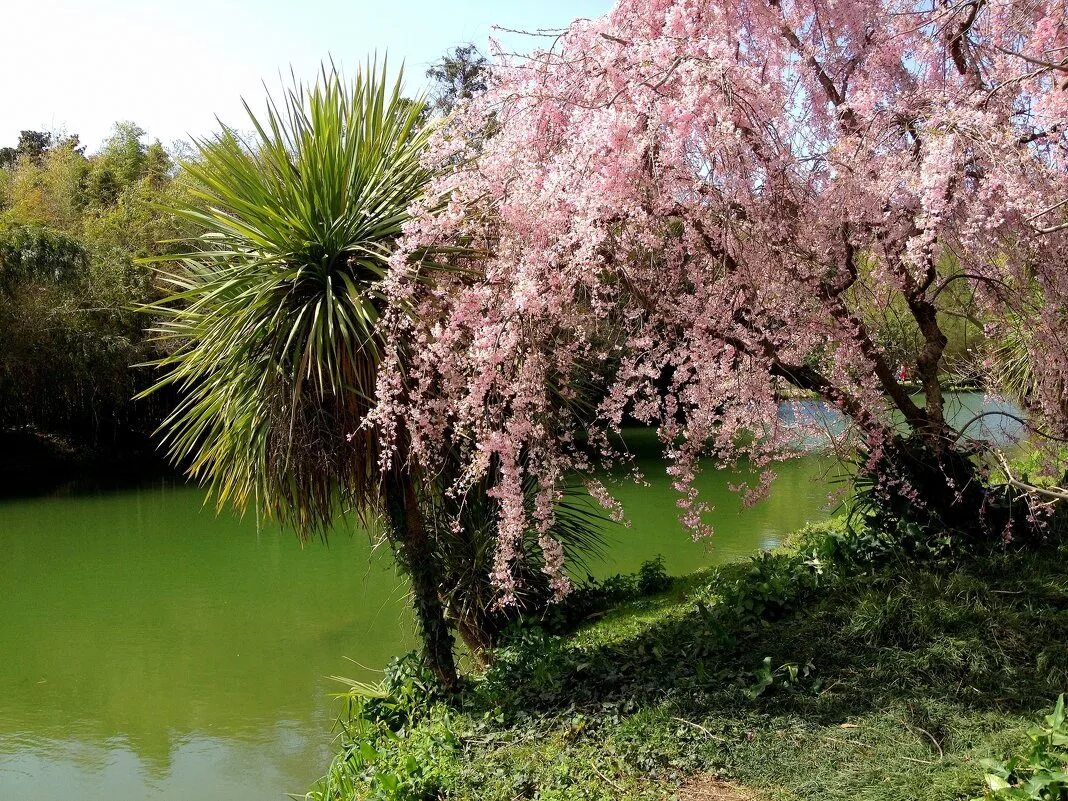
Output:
top-left (0, 124), bottom-right (191, 467)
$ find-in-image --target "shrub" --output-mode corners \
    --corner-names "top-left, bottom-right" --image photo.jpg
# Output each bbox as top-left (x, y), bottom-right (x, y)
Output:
top-left (309, 653), bottom-right (459, 801)
top-left (539, 557), bottom-right (675, 635)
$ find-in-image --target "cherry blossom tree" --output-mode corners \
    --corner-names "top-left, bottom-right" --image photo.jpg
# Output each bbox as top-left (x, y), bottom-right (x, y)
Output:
top-left (378, 0), bottom-right (1068, 601)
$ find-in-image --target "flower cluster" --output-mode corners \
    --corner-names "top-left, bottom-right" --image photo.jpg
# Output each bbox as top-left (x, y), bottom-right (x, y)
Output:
top-left (378, 0), bottom-right (1068, 597)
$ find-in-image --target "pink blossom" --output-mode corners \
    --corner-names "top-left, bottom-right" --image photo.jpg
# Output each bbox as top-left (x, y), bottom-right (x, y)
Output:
top-left (377, 0), bottom-right (1068, 596)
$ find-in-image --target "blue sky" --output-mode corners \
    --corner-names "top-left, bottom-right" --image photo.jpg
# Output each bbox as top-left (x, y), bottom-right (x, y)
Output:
top-left (0, 0), bottom-right (613, 152)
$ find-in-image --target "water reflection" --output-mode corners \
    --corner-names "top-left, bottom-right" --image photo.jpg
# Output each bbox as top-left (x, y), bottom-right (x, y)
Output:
top-left (777, 391), bottom-right (1025, 449)
top-left (1, 727), bottom-right (334, 801)
top-left (1, 482), bottom-right (415, 800)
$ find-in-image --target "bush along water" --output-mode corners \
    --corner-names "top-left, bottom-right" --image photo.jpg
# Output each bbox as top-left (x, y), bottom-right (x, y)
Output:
top-left (309, 654), bottom-right (459, 801)
top-left (307, 522), bottom-right (1068, 801)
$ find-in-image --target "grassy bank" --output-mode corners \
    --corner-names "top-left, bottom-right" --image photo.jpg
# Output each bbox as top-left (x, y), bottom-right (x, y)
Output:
top-left (307, 521), bottom-right (1068, 801)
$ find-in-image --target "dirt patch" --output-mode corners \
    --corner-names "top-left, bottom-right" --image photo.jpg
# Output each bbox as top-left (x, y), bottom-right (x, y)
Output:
top-left (677, 774), bottom-right (759, 801)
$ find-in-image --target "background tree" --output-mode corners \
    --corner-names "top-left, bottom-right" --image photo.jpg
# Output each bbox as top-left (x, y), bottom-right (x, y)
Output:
top-left (426, 44), bottom-right (488, 115)
top-left (0, 123), bottom-right (188, 457)
top-left (0, 130), bottom-right (53, 168)
top-left (379, 0), bottom-right (1068, 597)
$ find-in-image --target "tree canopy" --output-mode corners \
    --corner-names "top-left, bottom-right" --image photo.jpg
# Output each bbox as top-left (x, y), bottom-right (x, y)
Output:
top-left (378, 0), bottom-right (1068, 599)
top-left (426, 44), bottom-right (489, 115)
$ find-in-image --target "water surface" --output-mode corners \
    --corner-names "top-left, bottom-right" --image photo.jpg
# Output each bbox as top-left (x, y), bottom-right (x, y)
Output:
top-left (0, 392), bottom-right (1019, 800)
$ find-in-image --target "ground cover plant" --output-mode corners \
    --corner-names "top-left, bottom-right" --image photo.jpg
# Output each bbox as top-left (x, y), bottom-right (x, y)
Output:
top-left (307, 520), bottom-right (1068, 801)
top-left (977, 694), bottom-right (1068, 800)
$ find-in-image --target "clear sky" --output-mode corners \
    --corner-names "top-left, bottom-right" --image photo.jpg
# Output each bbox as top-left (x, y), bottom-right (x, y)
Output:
top-left (0, 0), bottom-right (614, 152)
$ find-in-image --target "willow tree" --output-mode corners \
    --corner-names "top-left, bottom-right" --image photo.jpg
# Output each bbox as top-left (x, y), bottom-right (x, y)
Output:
top-left (377, 0), bottom-right (1068, 597)
top-left (143, 64), bottom-right (459, 688)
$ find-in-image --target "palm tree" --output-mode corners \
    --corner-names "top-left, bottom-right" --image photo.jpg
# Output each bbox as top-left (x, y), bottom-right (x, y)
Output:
top-left (141, 61), bottom-right (459, 688)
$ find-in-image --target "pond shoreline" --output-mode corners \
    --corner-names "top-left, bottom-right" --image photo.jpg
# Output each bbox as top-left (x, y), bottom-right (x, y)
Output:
top-left (0, 427), bottom-right (177, 499)
top-left (310, 522), bottom-right (1068, 800)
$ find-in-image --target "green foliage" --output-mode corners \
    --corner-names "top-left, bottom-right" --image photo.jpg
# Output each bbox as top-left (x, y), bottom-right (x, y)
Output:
top-left (142, 61), bottom-right (434, 533)
top-left (133, 59), bottom-right (608, 673)
top-left (308, 559), bottom-right (680, 799)
top-left (745, 655), bottom-right (817, 699)
top-left (0, 122), bottom-right (188, 449)
top-left (0, 223), bottom-right (88, 287)
top-left (0, 220), bottom-right (161, 439)
top-left (425, 44), bottom-right (488, 115)
top-left (478, 626), bottom-right (571, 709)
top-left (537, 556), bottom-right (673, 636)
top-left (638, 555), bottom-right (674, 595)
top-left (309, 654), bottom-right (458, 801)
top-left (360, 653), bottom-right (449, 727)
top-left (990, 311), bottom-right (1038, 406)
top-left (982, 287), bottom-right (1067, 431)
top-left (0, 130), bottom-right (54, 168)
top-left (89, 122), bottom-right (154, 197)
top-left (717, 549), bottom-right (825, 625)
top-left (977, 696), bottom-right (1068, 801)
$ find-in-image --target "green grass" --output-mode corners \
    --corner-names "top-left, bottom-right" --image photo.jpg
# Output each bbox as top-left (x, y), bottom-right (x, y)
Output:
top-left (308, 522), bottom-right (1068, 801)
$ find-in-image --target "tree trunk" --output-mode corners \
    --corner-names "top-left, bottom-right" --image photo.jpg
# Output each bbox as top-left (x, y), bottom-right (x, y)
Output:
top-left (383, 462), bottom-right (460, 692)
top-left (864, 432), bottom-right (1031, 543)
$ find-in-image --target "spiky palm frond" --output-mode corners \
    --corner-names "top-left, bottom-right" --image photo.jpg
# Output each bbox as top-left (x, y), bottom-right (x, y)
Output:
top-left (990, 316), bottom-right (1036, 404)
top-left (141, 61), bottom-right (433, 537)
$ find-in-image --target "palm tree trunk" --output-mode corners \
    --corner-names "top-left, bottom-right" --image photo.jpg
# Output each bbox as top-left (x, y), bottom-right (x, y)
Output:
top-left (383, 458), bottom-right (459, 692)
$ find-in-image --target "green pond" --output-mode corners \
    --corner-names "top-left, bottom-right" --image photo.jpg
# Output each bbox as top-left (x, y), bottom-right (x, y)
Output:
top-left (0, 394), bottom-right (1021, 801)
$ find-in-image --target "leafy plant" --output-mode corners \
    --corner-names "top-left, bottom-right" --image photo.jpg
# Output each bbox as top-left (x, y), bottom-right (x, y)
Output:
top-left (309, 654), bottom-right (459, 801)
top-left (139, 60), bottom-right (470, 687)
top-left (977, 695), bottom-right (1068, 801)
top-left (143, 60), bottom-right (435, 531)
top-left (718, 550), bottom-right (825, 625)
top-left (637, 555), bottom-right (672, 595)
top-left (746, 655), bottom-right (817, 699)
